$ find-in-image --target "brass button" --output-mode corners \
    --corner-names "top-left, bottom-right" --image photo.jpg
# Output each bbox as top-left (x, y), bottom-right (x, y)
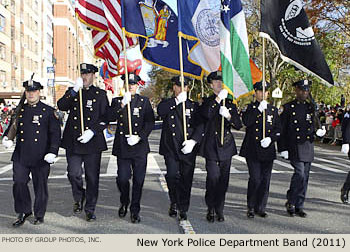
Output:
top-left (39, 115), bottom-right (42, 118)
top-left (21, 109), bottom-right (24, 112)
top-left (43, 108), bottom-right (46, 111)
top-left (134, 132), bottom-right (137, 134)
top-left (294, 120), bottom-right (297, 123)
top-left (74, 98), bottom-right (78, 102)
top-left (74, 117), bottom-right (77, 120)
top-left (38, 123), bottom-right (40, 126)
top-left (171, 116), bottom-right (174, 119)
top-left (19, 115), bottom-right (22, 118)
top-left (255, 137), bottom-right (259, 140)
top-left (172, 133), bottom-right (176, 136)
top-left (253, 106), bottom-right (256, 109)
top-left (90, 108), bottom-right (93, 111)
top-left (120, 132), bottom-right (123, 135)
top-left (256, 121), bottom-right (259, 124)
top-left (215, 132), bottom-right (218, 135)
top-left (20, 131), bottom-right (23, 134)
top-left (96, 91), bottom-right (99, 94)
top-left (74, 126), bottom-right (78, 130)
top-left (268, 130), bottom-right (271, 133)
top-left (296, 128), bottom-right (300, 131)
top-left (120, 115), bottom-right (123, 118)
top-left (172, 124), bottom-right (175, 127)
top-left (74, 107), bottom-right (77, 110)
top-left (87, 117), bottom-right (91, 120)
top-left (308, 128), bottom-right (311, 131)
top-left (307, 136), bottom-right (310, 139)
top-left (120, 123), bottom-right (123, 126)
top-left (21, 139), bottom-right (24, 142)
top-left (85, 127), bottom-right (89, 130)
top-left (36, 131), bottom-right (39, 134)
top-left (34, 139), bottom-right (38, 142)
top-left (135, 123), bottom-right (138, 126)
top-left (20, 123), bottom-right (23, 126)
top-left (292, 112), bottom-right (296, 115)
top-left (256, 128), bottom-right (259, 132)
top-left (93, 99), bottom-right (96, 102)
top-left (291, 105), bottom-right (295, 108)
top-left (297, 136), bottom-right (300, 139)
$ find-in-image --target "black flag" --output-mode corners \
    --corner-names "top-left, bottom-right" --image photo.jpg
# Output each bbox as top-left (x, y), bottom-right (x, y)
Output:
top-left (260, 0), bottom-right (334, 86)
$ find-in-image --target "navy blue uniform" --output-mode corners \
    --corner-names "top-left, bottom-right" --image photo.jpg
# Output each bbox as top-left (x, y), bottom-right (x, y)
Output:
top-left (108, 94), bottom-right (155, 215)
top-left (240, 101), bottom-right (281, 213)
top-left (341, 113), bottom-right (350, 194)
top-left (4, 101), bottom-right (61, 219)
top-left (57, 85), bottom-right (108, 214)
top-left (157, 98), bottom-right (204, 213)
top-left (199, 95), bottom-right (242, 216)
top-left (278, 99), bottom-right (316, 210)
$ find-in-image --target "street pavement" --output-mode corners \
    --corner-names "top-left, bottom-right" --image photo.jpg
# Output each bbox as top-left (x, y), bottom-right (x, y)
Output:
top-left (0, 129), bottom-right (349, 234)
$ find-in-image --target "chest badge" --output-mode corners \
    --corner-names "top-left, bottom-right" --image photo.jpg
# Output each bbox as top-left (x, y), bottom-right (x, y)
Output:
top-left (267, 115), bottom-right (273, 123)
top-left (306, 113), bottom-right (311, 121)
top-left (32, 115), bottom-right (40, 124)
top-left (185, 109), bottom-right (191, 117)
top-left (86, 100), bottom-right (93, 108)
top-left (133, 108), bottom-right (140, 116)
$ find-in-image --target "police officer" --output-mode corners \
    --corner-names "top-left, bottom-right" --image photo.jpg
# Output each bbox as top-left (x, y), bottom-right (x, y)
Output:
top-left (2, 80), bottom-right (61, 226)
top-left (199, 71), bottom-right (242, 222)
top-left (108, 73), bottom-right (155, 223)
top-left (240, 81), bottom-right (281, 218)
top-left (278, 80), bottom-right (326, 217)
top-left (57, 63), bottom-right (109, 221)
top-left (157, 76), bottom-right (204, 221)
top-left (340, 105), bottom-right (350, 204)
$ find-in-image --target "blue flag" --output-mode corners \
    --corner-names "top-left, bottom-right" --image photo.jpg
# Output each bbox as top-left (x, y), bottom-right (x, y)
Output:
top-left (122, 0), bottom-right (204, 79)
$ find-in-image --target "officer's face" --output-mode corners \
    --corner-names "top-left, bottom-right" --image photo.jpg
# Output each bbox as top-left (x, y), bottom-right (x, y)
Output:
top-left (210, 80), bottom-right (223, 95)
top-left (81, 73), bottom-right (94, 88)
top-left (128, 83), bottom-right (138, 95)
top-left (255, 90), bottom-right (269, 102)
top-left (25, 90), bottom-right (40, 104)
top-left (295, 87), bottom-right (309, 101)
top-left (173, 84), bottom-right (188, 96)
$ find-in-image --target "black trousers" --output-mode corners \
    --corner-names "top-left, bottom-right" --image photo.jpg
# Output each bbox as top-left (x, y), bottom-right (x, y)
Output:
top-left (164, 155), bottom-right (195, 213)
top-left (342, 171), bottom-right (350, 191)
top-left (12, 161), bottom-right (50, 218)
top-left (205, 159), bottom-right (231, 215)
top-left (66, 151), bottom-right (101, 214)
top-left (246, 159), bottom-right (273, 212)
top-left (116, 155), bottom-right (147, 214)
top-left (287, 161), bottom-right (311, 209)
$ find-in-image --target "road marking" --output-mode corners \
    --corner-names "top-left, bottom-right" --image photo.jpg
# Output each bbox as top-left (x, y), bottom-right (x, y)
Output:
top-left (311, 162), bottom-right (347, 174)
top-left (233, 155), bottom-right (291, 173)
top-left (147, 153), bottom-right (162, 174)
top-left (0, 164), bottom-right (12, 175)
top-left (106, 155), bottom-right (117, 175)
top-left (314, 157), bottom-right (349, 169)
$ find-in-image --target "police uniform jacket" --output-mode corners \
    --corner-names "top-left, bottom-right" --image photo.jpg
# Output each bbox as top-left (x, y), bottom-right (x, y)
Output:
top-left (57, 85), bottom-right (108, 154)
top-left (108, 94), bottom-right (155, 158)
top-left (157, 97), bottom-right (204, 161)
top-left (342, 112), bottom-right (350, 144)
top-left (199, 95), bottom-right (242, 161)
top-left (277, 99), bottom-right (316, 161)
top-left (4, 101), bottom-right (61, 166)
top-left (240, 101), bottom-right (281, 161)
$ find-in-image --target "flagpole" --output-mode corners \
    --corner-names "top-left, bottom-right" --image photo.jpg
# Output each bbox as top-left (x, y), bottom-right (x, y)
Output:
top-left (262, 37), bottom-right (266, 139)
top-left (221, 98), bottom-right (225, 146)
top-left (122, 27), bottom-right (133, 136)
top-left (75, 13), bottom-right (84, 136)
top-left (178, 35), bottom-right (187, 142)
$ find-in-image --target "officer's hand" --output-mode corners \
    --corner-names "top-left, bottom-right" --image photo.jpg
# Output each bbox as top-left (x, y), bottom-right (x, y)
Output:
top-left (73, 77), bottom-right (84, 92)
top-left (280, 151), bottom-right (289, 159)
top-left (77, 129), bottom-right (95, 144)
top-left (181, 139), bottom-right (197, 154)
top-left (126, 135), bottom-right (141, 146)
top-left (258, 100), bottom-right (268, 113)
top-left (219, 106), bottom-right (231, 120)
top-left (341, 144), bottom-right (349, 154)
top-left (44, 153), bottom-right (57, 164)
top-left (122, 92), bottom-right (132, 106)
top-left (260, 137), bottom-right (272, 148)
top-left (316, 126), bottom-right (326, 137)
top-left (216, 89), bottom-right (228, 103)
top-left (2, 136), bottom-right (13, 149)
top-left (176, 91), bottom-right (187, 105)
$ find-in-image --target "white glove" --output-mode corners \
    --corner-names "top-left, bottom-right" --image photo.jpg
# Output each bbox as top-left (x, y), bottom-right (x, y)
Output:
top-left (181, 139), bottom-right (197, 154)
top-left (316, 126), bottom-right (326, 137)
top-left (219, 106), bottom-right (231, 120)
top-left (280, 151), bottom-right (289, 159)
top-left (122, 92), bottom-right (132, 106)
top-left (126, 135), bottom-right (141, 146)
top-left (258, 100), bottom-right (268, 113)
top-left (175, 91), bottom-right (187, 105)
top-left (73, 77), bottom-right (84, 92)
top-left (341, 144), bottom-right (349, 154)
top-left (217, 89), bottom-right (228, 102)
top-left (260, 137), bottom-right (272, 148)
top-left (2, 136), bottom-right (13, 148)
top-left (77, 129), bottom-right (95, 144)
top-left (44, 153), bottom-right (57, 164)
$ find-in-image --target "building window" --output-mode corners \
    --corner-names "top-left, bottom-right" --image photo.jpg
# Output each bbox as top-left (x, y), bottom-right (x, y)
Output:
top-left (0, 15), bottom-right (5, 33)
top-left (0, 70), bottom-right (6, 83)
top-left (47, 33), bottom-right (53, 46)
top-left (0, 43), bottom-right (5, 60)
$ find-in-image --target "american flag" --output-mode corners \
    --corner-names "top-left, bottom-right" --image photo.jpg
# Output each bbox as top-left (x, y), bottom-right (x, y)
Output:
top-left (75, 0), bottom-right (136, 77)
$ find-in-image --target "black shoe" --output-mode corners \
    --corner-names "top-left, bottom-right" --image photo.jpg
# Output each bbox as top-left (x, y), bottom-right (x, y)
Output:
top-left (33, 217), bottom-right (44, 225)
top-left (257, 212), bottom-right (268, 218)
top-left (12, 212), bottom-right (32, 227)
top-left (168, 203), bottom-right (177, 217)
top-left (131, 213), bottom-right (141, 223)
top-left (285, 202), bottom-right (295, 217)
top-left (216, 213), bottom-right (225, 222)
top-left (295, 209), bottom-right (307, 218)
top-left (179, 211), bottom-right (187, 221)
top-left (73, 194), bottom-right (85, 214)
top-left (118, 205), bottom-right (128, 218)
top-left (341, 188), bottom-right (349, 204)
top-left (247, 209), bottom-right (254, 219)
top-left (206, 209), bottom-right (215, 222)
top-left (86, 212), bottom-right (96, 222)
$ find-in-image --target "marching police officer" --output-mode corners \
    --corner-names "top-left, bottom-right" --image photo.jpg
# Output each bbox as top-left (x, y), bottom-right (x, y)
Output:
top-left (57, 63), bottom-right (109, 221)
top-left (2, 80), bottom-right (61, 226)
top-left (340, 105), bottom-right (350, 204)
top-left (278, 80), bottom-right (326, 217)
top-left (240, 81), bottom-right (281, 219)
top-left (199, 71), bottom-right (242, 222)
top-left (108, 73), bottom-right (155, 223)
top-left (157, 76), bottom-right (204, 221)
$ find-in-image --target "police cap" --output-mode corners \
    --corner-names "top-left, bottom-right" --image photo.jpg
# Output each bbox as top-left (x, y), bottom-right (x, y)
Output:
top-left (293, 80), bottom-right (312, 91)
top-left (80, 63), bottom-right (98, 74)
top-left (23, 80), bottom-right (43, 91)
top-left (207, 71), bottom-right (222, 83)
top-left (121, 72), bottom-right (141, 84)
top-left (171, 76), bottom-right (190, 86)
top-left (254, 81), bottom-right (270, 91)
